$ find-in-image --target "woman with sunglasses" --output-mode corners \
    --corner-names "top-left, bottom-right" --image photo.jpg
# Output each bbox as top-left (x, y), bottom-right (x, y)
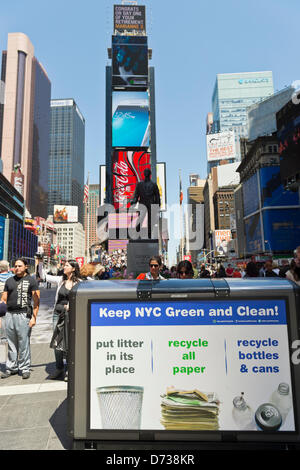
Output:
top-left (136, 256), bottom-right (165, 280)
top-left (176, 260), bottom-right (194, 279)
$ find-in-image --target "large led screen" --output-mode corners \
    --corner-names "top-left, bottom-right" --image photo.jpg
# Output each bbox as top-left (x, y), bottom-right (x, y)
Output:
top-left (112, 36), bottom-right (148, 88)
top-left (112, 150), bottom-right (150, 210)
top-left (114, 4), bottom-right (146, 33)
top-left (263, 208), bottom-right (300, 253)
top-left (53, 205), bottom-right (78, 223)
top-left (259, 167), bottom-right (299, 208)
top-left (112, 91), bottom-right (149, 148)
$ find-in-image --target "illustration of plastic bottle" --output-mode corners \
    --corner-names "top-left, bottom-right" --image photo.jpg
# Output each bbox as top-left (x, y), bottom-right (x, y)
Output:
top-left (232, 393), bottom-right (255, 430)
top-left (269, 383), bottom-right (292, 423)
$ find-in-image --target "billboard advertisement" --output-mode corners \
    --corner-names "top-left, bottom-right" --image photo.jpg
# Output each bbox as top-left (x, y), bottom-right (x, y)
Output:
top-left (89, 299), bottom-right (295, 432)
top-left (112, 150), bottom-right (151, 210)
top-left (213, 229), bottom-right (231, 256)
top-left (112, 91), bottom-right (150, 148)
top-left (263, 208), bottom-right (300, 253)
top-left (277, 100), bottom-right (300, 185)
top-left (156, 162), bottom-right (167, 212)
top-left (53, 205), bottom-right (78, 223)
top-left (244, 213), bottom-right (262, 254)
top-left (114, 4), bottom-right (146, 33)
top-left (112, 36), bottom-right (148, 88)
top-left (259, 167), bottom-right (299, 208)
top-left (206, 131), bottom-right (235, 162)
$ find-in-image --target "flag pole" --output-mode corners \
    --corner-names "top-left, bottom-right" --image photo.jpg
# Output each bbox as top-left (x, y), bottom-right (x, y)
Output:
top-left (84, 172), bottom-right (90, 262)
top-left (179, 169), bottom-right (183, 260)
top-left (87, 172), bottom-right (90, 262)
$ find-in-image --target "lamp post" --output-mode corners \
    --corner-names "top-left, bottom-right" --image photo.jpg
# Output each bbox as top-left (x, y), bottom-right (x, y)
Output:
top-left (264, 240), bottom-right (273, 257)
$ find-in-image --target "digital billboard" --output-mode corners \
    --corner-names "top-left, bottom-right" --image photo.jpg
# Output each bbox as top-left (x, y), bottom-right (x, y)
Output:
top-left (114, 4), bottom-right (146, 33)
top-left (213, 229), bottom-right (231, 256)
top-left (156, 162), bottom-right (167, 212)
top-left (112, 91), bottom-right (149, 148)
top-left (90, 299), bottom-right (295, 432)
top-left (112, 150), bottom-right (150, 210)
top-left (112, 36), bottom-right (148, 88)
top-left (259, 167), bottom-right (299, 208)
top-left (263, 208), bottom-right (300, 253)
top-left (206, 131), bottom-right (235, 161)
top-left (53, 205), bottom-right (78, 223)
top-left (277, 100), bottom-right (300, 187)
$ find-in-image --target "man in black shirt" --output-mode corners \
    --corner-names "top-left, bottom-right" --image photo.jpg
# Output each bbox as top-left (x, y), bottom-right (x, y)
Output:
top-left (0, 258), bottom-right (40, 379)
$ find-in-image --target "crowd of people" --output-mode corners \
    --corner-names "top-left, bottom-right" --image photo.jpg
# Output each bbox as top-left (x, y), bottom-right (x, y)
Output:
top-left (0, 246), bottom-right (299, 383)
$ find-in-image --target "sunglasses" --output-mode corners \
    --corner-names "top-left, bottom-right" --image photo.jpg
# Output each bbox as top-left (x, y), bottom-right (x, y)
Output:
top-left (150, 264), bottom-right (159, 268)
top-left (179, 271), bottom-right (188, 275)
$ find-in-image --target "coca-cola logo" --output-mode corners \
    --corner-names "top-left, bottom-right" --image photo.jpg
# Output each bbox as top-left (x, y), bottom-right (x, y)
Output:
top-left (113, 160), bottom-right (133, 205)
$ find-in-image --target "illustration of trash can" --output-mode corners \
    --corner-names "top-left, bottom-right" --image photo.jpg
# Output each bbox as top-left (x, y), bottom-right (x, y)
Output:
top-left (96, 385), bottom-right (144, 429)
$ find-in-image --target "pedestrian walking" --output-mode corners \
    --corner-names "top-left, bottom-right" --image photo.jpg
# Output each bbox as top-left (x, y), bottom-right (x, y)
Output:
top-left (176, 260), bottom-right (194, 279)
top-left (199, 264), bottom-right (211, 278)
top-left (232, 267), bottom-right (242, 278)
top-left (260, 260), bottom-right (279, 277)
top-left (136, 256), bottom-right (165, 280)
top-left (80, 263), bottom-right (95, 280)
top-left (244, 261), bottom-right (260, 278)
top-left (45, 260), bottom-right (81, 381)
top-left (225, 264), bottom-right (234, 277)
top-left (279, 259), bottom-right (290, 278)
top-left (286, 259), bottom-right (300, 286)
top-left (0, 258), bottom-right (40, 379)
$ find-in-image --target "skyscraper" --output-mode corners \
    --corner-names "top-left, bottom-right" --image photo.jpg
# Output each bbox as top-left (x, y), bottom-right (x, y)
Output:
top-left (48, 99), bottom-right (85, 224)
top-left (84, 184), bottom-right (99, 256)
top-left (0, 33), bottom-right (51, 218)
top-left (210, 71), bottom-right (274, 166)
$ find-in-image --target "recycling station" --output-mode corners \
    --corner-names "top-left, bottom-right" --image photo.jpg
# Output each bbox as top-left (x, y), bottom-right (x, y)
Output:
top-left (67, 278), bottom-right (300, 450)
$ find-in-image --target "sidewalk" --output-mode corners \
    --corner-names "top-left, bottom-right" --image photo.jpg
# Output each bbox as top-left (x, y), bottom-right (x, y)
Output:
top-left (0, 342), bottom-right (72, 450)
top-left (0, 287), bottom-right (73, 450)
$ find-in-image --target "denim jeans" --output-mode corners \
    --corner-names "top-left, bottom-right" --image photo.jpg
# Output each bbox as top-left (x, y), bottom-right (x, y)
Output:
top-left (53, 311), bottom-right (65, 370)
top-left (5, 311), bottom-right (31, 373)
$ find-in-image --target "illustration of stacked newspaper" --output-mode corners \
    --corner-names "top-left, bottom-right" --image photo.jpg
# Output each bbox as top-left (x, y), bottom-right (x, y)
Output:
top-left (161, 387), bottom-right (220, 430)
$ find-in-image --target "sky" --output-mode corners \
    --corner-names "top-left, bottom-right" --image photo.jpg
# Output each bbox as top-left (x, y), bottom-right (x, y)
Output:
top-left (1, 0), bottom-right (299, 264)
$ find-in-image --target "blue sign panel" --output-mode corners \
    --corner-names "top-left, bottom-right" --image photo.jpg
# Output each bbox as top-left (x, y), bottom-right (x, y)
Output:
top-left (91, 299), bottom-right (287, 326)
top-left (260, 167), bottom-right (298, 207)
top-left (263, 208), bottom-right (300, 252)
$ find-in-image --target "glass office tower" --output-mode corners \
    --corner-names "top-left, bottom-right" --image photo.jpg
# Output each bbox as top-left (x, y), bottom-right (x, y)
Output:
top-left (0, 33), bottom-right (51, 218)
top-left (211, 71), bottom-right (274, 163)
top-left (48, 99), bottom-right (85, 224)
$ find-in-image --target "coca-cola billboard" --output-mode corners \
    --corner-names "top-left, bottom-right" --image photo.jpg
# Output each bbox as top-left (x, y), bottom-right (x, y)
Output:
top-left (112, 150), bottom-right (151, 210)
